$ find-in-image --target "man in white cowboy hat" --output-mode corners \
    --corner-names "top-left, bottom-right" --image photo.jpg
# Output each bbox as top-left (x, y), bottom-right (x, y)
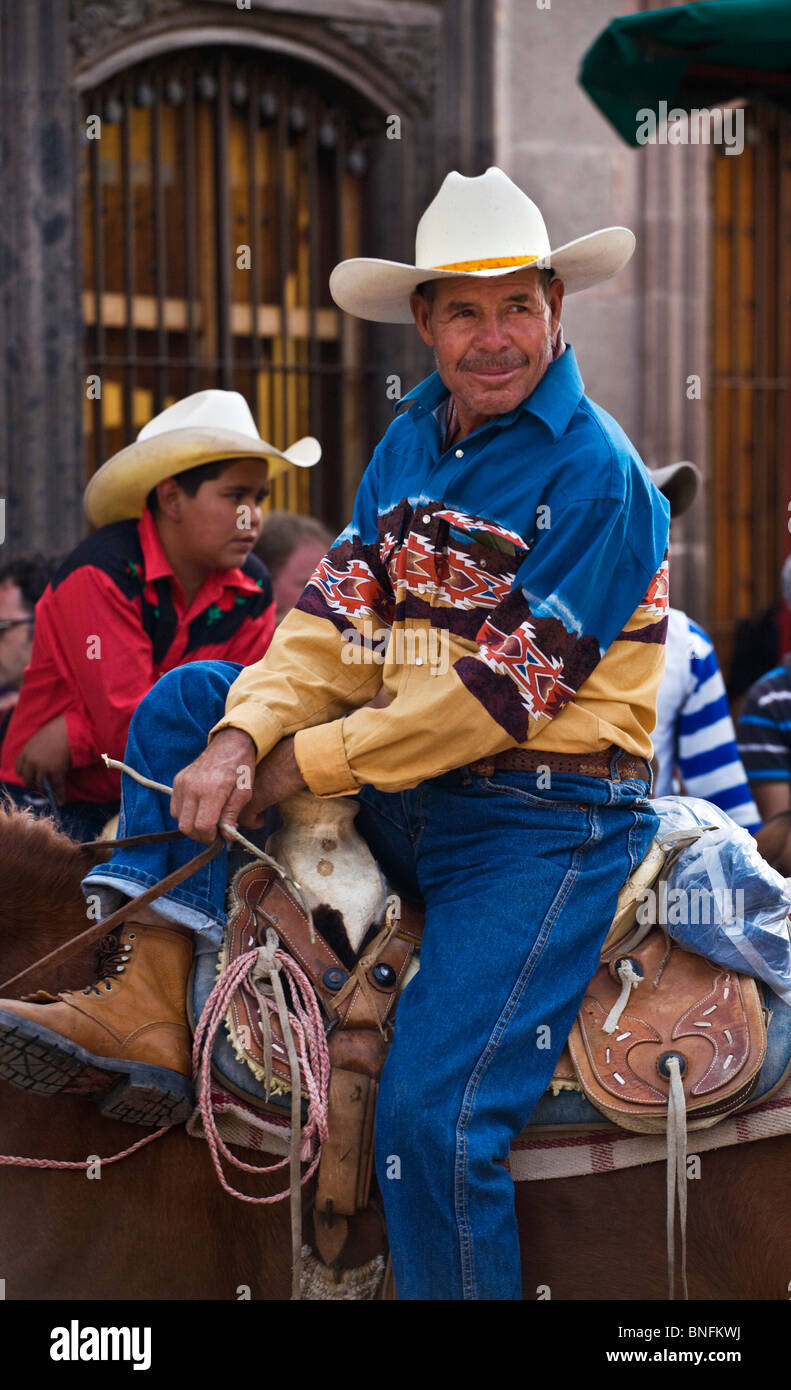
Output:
top-left (0, 169), bottom-right (668, 1300)
top-left (0, 390), bottom-right (319, 841)
top-left (651, 461), bottom-right (759, 832)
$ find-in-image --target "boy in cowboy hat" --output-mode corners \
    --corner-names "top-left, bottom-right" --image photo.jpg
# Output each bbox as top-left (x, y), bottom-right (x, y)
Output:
top-left (0, 390), bottom-right (319, 840)
top-left (0, 169), bottom-right (667, 1300)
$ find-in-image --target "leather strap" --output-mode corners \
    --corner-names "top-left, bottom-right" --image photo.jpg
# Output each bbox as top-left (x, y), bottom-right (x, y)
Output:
top-left (314, 1067), bottom-right (379, 1217)
top-left (84, 829), bottom-right (185, 851)
top-left (469, 745), bottom-right (651, 781)
top-left (0, 836), bottom-right (224, 994)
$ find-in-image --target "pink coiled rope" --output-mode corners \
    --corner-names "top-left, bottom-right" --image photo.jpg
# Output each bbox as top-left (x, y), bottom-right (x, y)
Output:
top-left (192, 940), bottom-right (331, 1199)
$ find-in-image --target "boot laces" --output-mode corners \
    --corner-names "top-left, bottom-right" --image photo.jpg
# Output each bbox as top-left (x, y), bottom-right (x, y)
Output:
top-left (80, 931), bottom-right (137, 996)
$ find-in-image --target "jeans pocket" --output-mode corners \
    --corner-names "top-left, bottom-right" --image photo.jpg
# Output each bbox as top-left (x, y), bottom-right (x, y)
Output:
top-left (625, 804), bottom-right (659, 876)
top-left (476, 775), bottom-right (583, 811)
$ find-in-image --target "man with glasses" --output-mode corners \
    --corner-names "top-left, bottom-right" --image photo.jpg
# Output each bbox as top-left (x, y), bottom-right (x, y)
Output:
top-left (0, 556), bottom-right (55, 737)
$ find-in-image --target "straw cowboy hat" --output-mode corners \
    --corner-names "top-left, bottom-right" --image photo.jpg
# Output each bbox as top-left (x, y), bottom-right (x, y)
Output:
top-left (84, 390), bottom-right (321, 527)
top-left (651, 460), bottom-right (701, 517)
top-left (329, 166), bottom-right (636, 324)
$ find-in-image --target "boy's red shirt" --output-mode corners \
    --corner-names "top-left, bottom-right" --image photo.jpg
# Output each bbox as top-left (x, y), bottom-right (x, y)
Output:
top-left (0, 509), bottom-right (275, 803)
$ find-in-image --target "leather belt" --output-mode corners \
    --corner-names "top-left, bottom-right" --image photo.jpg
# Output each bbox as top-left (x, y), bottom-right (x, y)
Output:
top-left (468, 745), bottom-right (651, 782)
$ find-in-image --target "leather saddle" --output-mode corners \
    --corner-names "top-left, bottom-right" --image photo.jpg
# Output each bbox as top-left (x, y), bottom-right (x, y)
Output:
top-left (191, 859), bottom-right (424, 1260)
top-left (567, 927), bottom-right (767, 1132)
top-left (193, 836), bottom-right (773, 1272)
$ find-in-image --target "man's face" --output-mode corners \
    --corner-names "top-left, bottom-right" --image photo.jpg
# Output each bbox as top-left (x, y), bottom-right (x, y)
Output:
top-left (0, 579), bottom-right (34, 688)
top-left (410, 267), bottom-right (564, 423)
top-left (172, 458), bottom-right (269, 570)
top-left (273, 539), bottom-right (328, 624)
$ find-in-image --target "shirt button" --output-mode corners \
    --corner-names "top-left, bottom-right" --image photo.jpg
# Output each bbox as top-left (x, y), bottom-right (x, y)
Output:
top-left (415, 657), bottom-right (424, 667)
top-left (422, 514), bottom-right (431, 524)
top-left (479, 560), bottom-right (486, 568)
top-left (455, 448), bottom-right (464, 458)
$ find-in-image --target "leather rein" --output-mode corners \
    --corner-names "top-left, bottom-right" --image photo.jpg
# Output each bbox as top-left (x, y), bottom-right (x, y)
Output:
top-left (0, 830), bottom-right (224, 995)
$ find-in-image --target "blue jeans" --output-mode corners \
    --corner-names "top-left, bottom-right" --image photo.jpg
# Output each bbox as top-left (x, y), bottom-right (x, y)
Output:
top-left (358, 770), bottom-right (658, 1300)
top-left (82, 661), bottom-right (245, 948)
top-left (82, 661), bottom-right (659, 1299)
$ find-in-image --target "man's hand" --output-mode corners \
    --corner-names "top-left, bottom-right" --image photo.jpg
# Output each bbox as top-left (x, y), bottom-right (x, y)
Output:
top-left (239, 737), bottom-right (306, 828)
top-left (171, 727), bottom-right (258, 844)
top-left (15, 714), bottom-right (71, 798)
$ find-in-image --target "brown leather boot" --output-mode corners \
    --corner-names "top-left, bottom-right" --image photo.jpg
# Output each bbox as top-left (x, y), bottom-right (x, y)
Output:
top-left (0, 923), bottom-right (194, 1128)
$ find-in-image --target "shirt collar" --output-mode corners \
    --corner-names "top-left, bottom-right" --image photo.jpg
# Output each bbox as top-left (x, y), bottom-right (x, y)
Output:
top-left (136, 508), bottom-right (263, 599)
top-left (394, 343), bottom-right (585, 443)
top-left (138, 507), bottom-right (173, 583)
top-left (521, 343), bottom-right (585, 440)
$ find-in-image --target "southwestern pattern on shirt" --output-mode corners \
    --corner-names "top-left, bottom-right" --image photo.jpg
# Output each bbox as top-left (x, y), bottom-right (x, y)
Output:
top-left (216, 347), bottom-right (672, 797)
top-left (378, 501), bottom-right (525, 641)
top-left (616, 553), bottom-right (670, 646)
top-left (455, 588), bottom-right (599, 741)
top-left (640, 557), bottom-right (670, 618)
top-left (297, 533), bottom-right (394, 642)
top-left (300, 495), bottom-right (603, 742)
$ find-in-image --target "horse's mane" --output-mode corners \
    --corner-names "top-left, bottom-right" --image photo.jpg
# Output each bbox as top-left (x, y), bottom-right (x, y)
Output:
top-left (0, 802), bottom-right (110, 988)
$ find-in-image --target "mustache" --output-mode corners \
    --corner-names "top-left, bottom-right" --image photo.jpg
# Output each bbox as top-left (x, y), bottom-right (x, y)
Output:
top-left (458, 354), bottom-right (530, 371)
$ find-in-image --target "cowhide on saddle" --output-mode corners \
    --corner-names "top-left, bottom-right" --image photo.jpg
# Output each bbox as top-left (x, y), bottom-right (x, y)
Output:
top-left (191, 858), bottom-right (424, 1238)
top-left (218, 861), bottom-right (421, 1098)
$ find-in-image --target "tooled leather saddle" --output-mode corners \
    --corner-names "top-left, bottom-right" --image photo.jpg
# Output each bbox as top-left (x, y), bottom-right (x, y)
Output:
top-left (191, 859), bottom-right (424, 1263)
top-left (567, 927), bottom-right (767, 1131)
top-left (196, 840), bottom-right (773, 1279)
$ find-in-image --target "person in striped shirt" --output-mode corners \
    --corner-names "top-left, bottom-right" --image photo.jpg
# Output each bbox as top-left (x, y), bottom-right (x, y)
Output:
top-left (657, 610), bottom-right (761, 831)
top-left (736, 553), bottom-right (791, 830)
top-left (652, 462), bottom-right (760, 833)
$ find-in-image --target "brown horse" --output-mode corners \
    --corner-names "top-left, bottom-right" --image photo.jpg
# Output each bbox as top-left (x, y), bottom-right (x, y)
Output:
top-left (0, 806), bottom-right (301, 1301)
top-left (1, 803), bottom-right (789, 1301)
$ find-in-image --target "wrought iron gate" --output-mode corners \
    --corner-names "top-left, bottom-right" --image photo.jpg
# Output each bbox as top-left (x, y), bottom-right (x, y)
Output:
top-left (80, 47), bottom-right (378, 529)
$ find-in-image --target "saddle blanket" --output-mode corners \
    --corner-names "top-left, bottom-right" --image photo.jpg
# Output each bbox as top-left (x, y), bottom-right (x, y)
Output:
top-left (188, 984), bottom-right (791, 1176)
top-left (509, 1072), bottom-right (791, 1181)
top-left (186, 1087), bottom-right (310, 1159)
top-left (188, 1072), bottom-right (791, 1181)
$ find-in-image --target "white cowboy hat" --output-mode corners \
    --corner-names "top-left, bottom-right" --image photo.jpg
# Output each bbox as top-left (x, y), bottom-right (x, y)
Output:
top-left (650, 460), bottom-right (701, 517)
top-left (329, 166), bottom-right (636, 323)
top-left (84, 390), bottom-right (321, 527)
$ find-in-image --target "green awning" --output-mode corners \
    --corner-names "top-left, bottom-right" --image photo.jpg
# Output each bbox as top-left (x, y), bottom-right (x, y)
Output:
top-left (580, 0), bottom-right (791, 146)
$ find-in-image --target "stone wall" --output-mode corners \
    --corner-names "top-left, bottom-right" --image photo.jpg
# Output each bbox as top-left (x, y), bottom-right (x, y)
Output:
top-left (0, 0), bottom-right (710, 621)
top-left (492, 0), bottom-right (710, 621)
top-left (0, 0), bottom-right (84, 555)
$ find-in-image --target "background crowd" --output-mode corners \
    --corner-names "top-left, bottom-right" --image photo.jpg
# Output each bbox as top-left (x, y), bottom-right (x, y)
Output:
top-left (0, 448), bottom-right (788, 847)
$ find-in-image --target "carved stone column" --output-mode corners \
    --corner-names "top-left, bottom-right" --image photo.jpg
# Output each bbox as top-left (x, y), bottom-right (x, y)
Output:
top-left (636, 139), bottom-right (711, 627)
top-left (0, 0), bottom-right (84, 557)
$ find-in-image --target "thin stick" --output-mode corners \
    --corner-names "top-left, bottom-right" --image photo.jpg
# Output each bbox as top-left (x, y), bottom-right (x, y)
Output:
top-left (101, 754), bottom-right (314, 938)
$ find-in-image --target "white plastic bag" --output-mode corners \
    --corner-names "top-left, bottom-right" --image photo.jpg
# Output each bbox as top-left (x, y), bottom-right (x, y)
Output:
top-left (645, 796), bottom-right (791, 1006)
